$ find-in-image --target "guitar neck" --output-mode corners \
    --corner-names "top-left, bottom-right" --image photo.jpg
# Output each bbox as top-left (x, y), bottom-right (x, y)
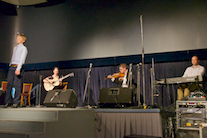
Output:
top-left (60, 73), bottom-right (74, 80)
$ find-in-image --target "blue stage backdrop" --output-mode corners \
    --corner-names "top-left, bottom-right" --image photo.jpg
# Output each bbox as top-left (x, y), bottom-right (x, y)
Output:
top-left (22, 58), bottom-right (207, 107)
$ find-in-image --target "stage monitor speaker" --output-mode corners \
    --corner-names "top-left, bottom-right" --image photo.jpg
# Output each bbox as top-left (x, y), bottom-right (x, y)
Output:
top-left (98, 87), bottom-right (133, 107)
top-left (44, 89), bottom-right (78, 108)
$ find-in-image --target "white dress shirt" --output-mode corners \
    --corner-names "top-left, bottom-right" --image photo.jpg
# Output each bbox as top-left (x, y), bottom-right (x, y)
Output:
top-left (10, 44), bottom-right (28, 70)
top-left (111, 70), bottom-right (128, 88)
top-left (182, 65), bottom-right (205, 77)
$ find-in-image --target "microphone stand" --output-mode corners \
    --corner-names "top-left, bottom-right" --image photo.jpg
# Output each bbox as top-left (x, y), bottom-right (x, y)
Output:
top-left (150, 58), bottom-right (159, 108)
top-left (126, 63), bottom-right (134, 106)
top-left (82, 63), bottom-right (92, 108)
top-left (127, 63), bottom-right (133, 89)
top-left (50, 90), bottom-right (62, 102)
top-left (150, 58), bottom-right (155, 105)
top-left (35, 71), bottom-right (44, 107)
top-left (137, 63), bottom-right (142, 108)
top-left (140, 15), bottom-right (146, 107)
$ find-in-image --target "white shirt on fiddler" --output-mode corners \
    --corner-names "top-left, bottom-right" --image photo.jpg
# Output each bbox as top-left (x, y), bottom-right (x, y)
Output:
top-left (111, 69), bottom-right (128, 88)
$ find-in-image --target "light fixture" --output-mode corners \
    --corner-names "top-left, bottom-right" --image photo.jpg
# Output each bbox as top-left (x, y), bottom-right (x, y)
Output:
top-left (1, 0), bottom-right (47, 6)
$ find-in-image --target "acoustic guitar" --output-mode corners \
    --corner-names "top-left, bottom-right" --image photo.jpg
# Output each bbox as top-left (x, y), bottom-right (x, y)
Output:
top-left (44, 72), bottom-right (74, 91)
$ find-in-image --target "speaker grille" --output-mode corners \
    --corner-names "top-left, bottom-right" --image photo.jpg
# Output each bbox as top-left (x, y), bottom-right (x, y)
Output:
top-left (44, 89), bottom-right (78, 108)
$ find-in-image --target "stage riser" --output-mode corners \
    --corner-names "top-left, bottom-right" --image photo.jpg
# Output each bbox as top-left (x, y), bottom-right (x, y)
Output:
top-left (0, 108), bottom-right (163, 138)
top-left (95, 109), bottom-right (162, 138)
top-left (0, 121), bottom-right (45, 133)
top-left (0, 110), bottom-right (57, 122)
top-left (0, 108), bottom-right (95, 138)
top-left (0, 133), bottom-right (29, 138)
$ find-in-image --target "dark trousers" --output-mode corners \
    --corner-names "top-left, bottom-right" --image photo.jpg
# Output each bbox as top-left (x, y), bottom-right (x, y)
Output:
top-left (5, 67), bottom-right (23, 104)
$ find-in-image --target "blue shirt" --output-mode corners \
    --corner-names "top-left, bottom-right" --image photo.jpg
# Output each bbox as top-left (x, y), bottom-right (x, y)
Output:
top-left (10, 44), bottom-right (28, 70)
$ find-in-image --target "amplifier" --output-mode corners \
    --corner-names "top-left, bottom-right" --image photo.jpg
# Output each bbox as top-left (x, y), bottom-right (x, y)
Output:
top-left (187, 91), bottom-right (206, 101)
top-left (181, 119), bottom-right (203, 128)
top-left (178, 108), bottom-right (206, 128)
top-left (176, 101), bottom-right (207, 131)
top-left (44, 89), bottom-right (78, 108)
top-left (98, 87), bottom-right (133, 107)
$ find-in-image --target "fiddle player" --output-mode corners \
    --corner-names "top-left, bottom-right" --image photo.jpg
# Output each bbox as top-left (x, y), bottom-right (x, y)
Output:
top-left (177, 55), bottom-right (205, 100)
top-left (107, 63), bottom-right (130, 87)
top-left (107, 63), bottom-right (139, 105)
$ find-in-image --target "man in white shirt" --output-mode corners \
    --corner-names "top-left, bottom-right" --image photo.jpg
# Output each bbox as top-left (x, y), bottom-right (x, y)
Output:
top-left (4, 35), bottom-right (28, 108)
top-left (177, 56), bottom-right (205, 100)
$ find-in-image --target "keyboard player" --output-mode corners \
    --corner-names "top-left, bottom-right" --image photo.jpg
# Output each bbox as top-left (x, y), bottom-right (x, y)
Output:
top-left (177, 56), bottom-right (205, 100)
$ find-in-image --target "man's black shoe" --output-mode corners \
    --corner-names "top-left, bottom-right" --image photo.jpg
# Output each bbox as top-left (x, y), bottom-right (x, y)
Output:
top-left (12, 104), bottom-right (18, 108)
top-left (3, 103), bottom-right (10, 108)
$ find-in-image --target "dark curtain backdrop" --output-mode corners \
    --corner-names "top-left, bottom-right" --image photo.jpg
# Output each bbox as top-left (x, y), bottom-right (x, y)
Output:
top-left (22, 60), bottom-right (207, 107)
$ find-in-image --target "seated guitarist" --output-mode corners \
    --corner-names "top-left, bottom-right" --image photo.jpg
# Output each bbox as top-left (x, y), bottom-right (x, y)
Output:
top-left (177, 55), bottom-right (205, 100)
top-left (43, 67), bottom-right (64, 91)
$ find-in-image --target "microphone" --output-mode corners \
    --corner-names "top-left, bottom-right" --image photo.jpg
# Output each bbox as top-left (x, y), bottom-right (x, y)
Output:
top-left (137, 63), bottom-right (142, 67)
top-left (88, 63), bottom-right (92, 75)
top-left (89, 63), bottom-right (92, 68)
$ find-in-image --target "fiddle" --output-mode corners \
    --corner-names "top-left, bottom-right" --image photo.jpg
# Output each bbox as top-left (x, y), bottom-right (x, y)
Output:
top-left (105, 72), bottom-right (125, 80)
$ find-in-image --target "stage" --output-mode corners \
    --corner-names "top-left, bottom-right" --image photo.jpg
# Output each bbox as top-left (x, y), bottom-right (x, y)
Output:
top-left (0, 107), bottom-right (95, 138)
top-left (0, 107), bottom-right (163, 138)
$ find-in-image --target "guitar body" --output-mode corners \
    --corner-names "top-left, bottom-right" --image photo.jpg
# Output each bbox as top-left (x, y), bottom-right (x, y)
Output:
top-left (44, 79), bottom-right (60, 91)
top-left (44, 78), bottom-right (60, 91)
top-left (43, 72), bottom-right (74, 91)
top-left (44, 83), bottom-right (54, 91)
